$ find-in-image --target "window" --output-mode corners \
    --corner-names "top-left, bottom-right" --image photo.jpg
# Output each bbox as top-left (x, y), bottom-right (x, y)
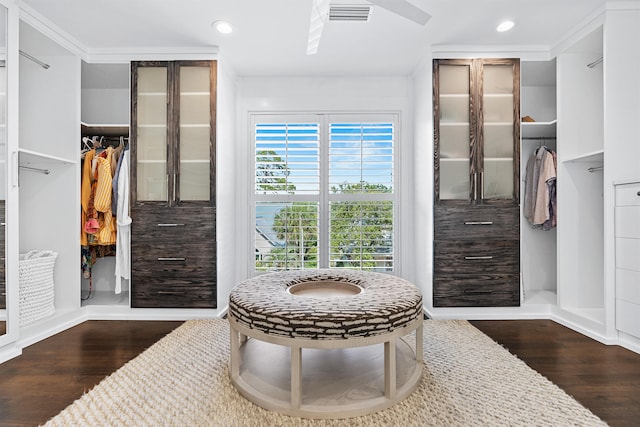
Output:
top-left (252, 114), bottom-right (397, 273)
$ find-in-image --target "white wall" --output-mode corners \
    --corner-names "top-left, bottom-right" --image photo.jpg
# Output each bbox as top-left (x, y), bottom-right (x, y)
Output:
top-left (411, 57), bottom-right (434, 306)
top-left (81, 88), bottom-right (129, 124)
top-left (604, 9), bottom-right (640, 183)
top-left (603, 7), bottom-right (640, 336)
top-left (215, 59), bottom-right (237, 311)
top-left (18, 41), bottom-right (81, 313)
top-left (233, 76), bottom-right (416, 287)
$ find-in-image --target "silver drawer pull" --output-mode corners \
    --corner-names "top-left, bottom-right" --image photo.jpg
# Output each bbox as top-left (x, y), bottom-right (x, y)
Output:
top-left (0, 223), bottom-right (5, 226)
top-left (157, 223), bottom-right (186, 227)
top-left (157, 291), bottom-right (186, 295)
top-left (464, 221), bottom-right (493, 225)
top-left (464, 256), bottom-right (494, 260)
top-left (158, 257), bottom-right (186, 261)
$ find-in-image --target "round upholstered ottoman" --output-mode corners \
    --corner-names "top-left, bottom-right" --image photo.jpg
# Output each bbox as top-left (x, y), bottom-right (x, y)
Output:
top-left (228, 269), bottom-right (424, 418)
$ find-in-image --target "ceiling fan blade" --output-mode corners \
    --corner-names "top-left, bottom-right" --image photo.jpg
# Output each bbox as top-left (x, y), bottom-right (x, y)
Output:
top-left (307, 0), bottom-right (330, 55)
top-left (368, 0), bottom-right (431, 25)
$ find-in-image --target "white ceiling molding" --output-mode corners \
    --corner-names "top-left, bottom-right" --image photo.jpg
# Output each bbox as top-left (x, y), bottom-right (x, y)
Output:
top-left (430, 45), bottom-right (552, 61)
top-left (19, 2), bottom-right (219, 64)
top-left (550, 7), bottom-right (605, 58)
top-left (84, 46), bottom-right (219, 64)
top-left (606, 1), bottom-right (640, 10)
top-left (18, 1), bottom-right (87, 59)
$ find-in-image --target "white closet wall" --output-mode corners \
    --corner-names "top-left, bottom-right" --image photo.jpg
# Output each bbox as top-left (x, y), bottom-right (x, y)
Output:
top-left (18, 21), bottom-right (81, 343)
top-left (520, 60), bottom-right (557, 307)
top-left (556, 25), bottom-right (606, 333)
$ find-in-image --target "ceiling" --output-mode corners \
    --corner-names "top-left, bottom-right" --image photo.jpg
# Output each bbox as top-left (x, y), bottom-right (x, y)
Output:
top-left (21, 0), bottom-right (607, 77)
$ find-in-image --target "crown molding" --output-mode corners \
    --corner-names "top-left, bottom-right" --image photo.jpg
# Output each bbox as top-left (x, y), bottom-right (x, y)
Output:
top-left (18, 1), bottom-right (86, 58)
top-left (18, 1), bottom-right (219, 63)
top-left (84, 46), bottom-right (219, 64)
top-left (551, 5), bottom-right (605, 57)
top-left (430, 45), bottom-right (551, 61)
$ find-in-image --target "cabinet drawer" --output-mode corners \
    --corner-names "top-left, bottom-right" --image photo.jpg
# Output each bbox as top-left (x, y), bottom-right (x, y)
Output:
top-left (616, 182), bottom-right (640, 207)
top-left (616, 299), bottom-right (640, 339)
top-left (132, 281), bottom-right (216, 308)
top-left (617, 268), bottom-right (640, 305)
top-left (616, 206), bottom-right (640, 238)
top-left (131, 206), bottom-right (215, 241)
top-left (434, 240), bottom-right (519, 275)
top-left (434, 275), bottom-right (520, 307)
top-left (616, 238), bottom-right (640, 272)
top-left (131, 241), bottom-right (215, 277)
top-left (435, 206), bottom-right (519, 240)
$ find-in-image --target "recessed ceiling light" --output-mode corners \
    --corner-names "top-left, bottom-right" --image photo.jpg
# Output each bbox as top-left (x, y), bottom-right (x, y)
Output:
top-left (212, 20), bottom-right (233, 34)
top-left (496, 20), bottom-right (515, 32)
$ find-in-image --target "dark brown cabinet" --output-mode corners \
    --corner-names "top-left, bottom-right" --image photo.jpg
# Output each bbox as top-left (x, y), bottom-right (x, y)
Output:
top-left (130, 60), bottom-right (217, 308)
top-left (433, 58), bottom-right (520, 307)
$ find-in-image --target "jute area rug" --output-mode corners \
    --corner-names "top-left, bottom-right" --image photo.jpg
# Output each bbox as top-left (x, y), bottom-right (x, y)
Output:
top-left (43, 319), bottom-right (606, 426)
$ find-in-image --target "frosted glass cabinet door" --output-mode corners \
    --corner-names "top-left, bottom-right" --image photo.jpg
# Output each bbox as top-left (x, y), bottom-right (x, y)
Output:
top-left (482, 64), bottom-right (515, 200)
top-left (135, 66), bottom-right (168, 202)
top-left (437, 63), bottom-right (471, 201)
top-left (434, 58), bottom-right (520, 205)
top-left (132, 61), bottom-right (215, 206)
top-left (179, 66), bottom-right (211, 201)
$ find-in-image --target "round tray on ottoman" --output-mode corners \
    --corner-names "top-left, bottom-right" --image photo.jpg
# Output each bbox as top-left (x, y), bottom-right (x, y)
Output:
top-left (228, 269), bottom-right (424, 419)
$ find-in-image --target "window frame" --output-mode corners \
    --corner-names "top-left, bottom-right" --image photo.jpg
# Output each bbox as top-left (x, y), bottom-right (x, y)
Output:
top-left (249, 112), bottom-right (400, 275)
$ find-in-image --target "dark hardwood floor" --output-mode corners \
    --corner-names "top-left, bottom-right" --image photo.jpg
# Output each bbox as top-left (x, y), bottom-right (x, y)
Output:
top-left (471, 320), bottom-right (640, 427)
top-left (0, 319), bottom-right (639, 426)
top-left (0, 321), bottom-right (182, 427)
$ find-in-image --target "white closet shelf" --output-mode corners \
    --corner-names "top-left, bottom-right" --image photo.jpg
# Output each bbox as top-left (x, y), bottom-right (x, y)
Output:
top-left (81, 122), bottom-right (129, 137)
top-left (522, 120), bottom-right (557, 139)
top-left (484, 122), bottom-right (512, 126)
top-left (440, 122), bottom-right (469, 127)
top-left (19, 148), bottom-right (76, 166)
top-left (484, 93), bottom-right (513, 98)
top-left (522, 290), bottom-right (557, 306)
top-left (563, 149), bottom-right (603, 163)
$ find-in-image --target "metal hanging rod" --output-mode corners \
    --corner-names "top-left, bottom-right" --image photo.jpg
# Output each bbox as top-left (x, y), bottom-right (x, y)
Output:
top-left (587, 57), bottom-right (603, 69)
top-left (587, 165), bottom-right (604, 173)
top-left (19, 50), bottom-right (50, 69)
top-left (19, 165), bottom-right (51, 174)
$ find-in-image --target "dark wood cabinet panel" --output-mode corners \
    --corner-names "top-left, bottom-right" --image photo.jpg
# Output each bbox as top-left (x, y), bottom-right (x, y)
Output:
top-left (130, 206), bottom-right (215, 241)
top-left (434, 240), bottom-right (519, 275)
top-left (433, 58), bottom-right (520, 308)
top-left (130, 281), bottom-right (216, 308)
top-left (433, 275), bottom-right (520, 307)
top-left (434, 205), bottom-right (519, 241)
top-left (130, 61), bottom-right (217, 309)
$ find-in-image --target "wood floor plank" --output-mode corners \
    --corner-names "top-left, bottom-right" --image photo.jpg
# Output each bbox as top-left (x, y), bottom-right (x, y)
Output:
top-left (0, 320), bottom-right (182, 427)
top-left (471, 320), bottom-right (640, 427)
top-left (0, 319), bottom-right (639, 426)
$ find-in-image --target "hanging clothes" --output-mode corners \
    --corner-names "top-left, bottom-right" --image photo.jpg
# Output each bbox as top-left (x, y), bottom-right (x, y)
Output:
top-left (80, 140), bottom-right (122, 285)
top-left (114, 149), bottom-right (131, 294)
top-left (524, 146), bottom-right (557, 230)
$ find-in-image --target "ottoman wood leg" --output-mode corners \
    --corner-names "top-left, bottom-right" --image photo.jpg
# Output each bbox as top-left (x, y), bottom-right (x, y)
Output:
top-left (291, 346), bottom-right (302, 409)
top-left (230, 325), bottom-right (240, 381)
top-left (385, 338), bottom-right (397, 399)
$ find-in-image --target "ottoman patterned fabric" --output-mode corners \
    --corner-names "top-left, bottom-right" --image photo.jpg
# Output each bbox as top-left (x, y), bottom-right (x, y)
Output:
top-left (229, 269), bottom-right (423, 340)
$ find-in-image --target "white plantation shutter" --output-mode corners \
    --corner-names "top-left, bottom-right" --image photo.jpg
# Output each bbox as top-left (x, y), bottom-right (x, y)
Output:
top-left (252, 114), bottom-right (397, 273)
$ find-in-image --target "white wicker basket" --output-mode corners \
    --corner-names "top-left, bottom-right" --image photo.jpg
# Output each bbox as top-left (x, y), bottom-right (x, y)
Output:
top-left (19, 250), bottom-right (57, 326)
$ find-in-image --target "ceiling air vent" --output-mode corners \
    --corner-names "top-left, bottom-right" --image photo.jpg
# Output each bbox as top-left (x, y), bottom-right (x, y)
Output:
top-left (329, 5), bottom-right (371, 22)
